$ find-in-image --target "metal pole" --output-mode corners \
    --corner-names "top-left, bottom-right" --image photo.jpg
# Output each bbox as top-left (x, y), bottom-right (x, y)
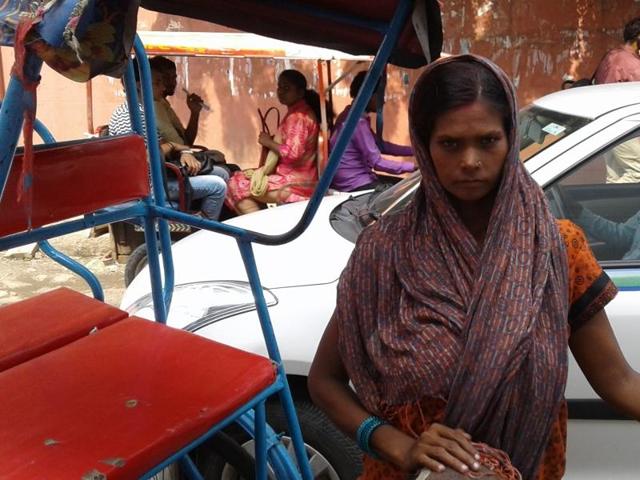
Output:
top-left (86, 79), bottom-right (94, 134)
top-left (316, 59), bottom-right (329, 175)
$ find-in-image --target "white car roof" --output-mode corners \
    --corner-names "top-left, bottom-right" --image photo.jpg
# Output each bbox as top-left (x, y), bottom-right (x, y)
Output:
top-left (531, 82), bottom-right (640, 119)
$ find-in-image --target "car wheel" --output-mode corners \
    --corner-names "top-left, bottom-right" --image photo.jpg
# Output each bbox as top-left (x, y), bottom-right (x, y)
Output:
top-left (194, 400), bottom-right (362, 479)
top-left (124, 241), bottom-right (175, 287)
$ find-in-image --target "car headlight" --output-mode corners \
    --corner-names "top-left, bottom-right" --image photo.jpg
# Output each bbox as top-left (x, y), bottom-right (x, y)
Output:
top-left (126, 280), bottom-right (278, 332)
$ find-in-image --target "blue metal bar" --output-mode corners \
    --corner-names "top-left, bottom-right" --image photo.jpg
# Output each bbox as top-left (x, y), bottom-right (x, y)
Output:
top-left (237, 239), bottom-right (313, 480)
top-left (375, 66), bottom-right (388, 148)
top-left (0, 103), bottom-right (58, 152)
top-left (142, 214), bottom-right (168, 324)
top-left (122, 63), bottom-right (145, 137)
top-left (141, 380), bottom-right (284, 479)
top-left (152, 205), bottom-right (256, 240)
top-left (132, 37), bottom-right (176, 313)
top-left (236, 410), bottom-right (303, 480)
top-left (29, 112), bottom-right (107, 301)
top-left (0, 55), bottom-right (43, 202)
top-left (255, 401), bottom-right (268, 480)
top-left (178, 455), bottom-right (204, 480)
top-left (38, 240), bottom-right (104, 301)
top-left (0, 202), bottom-right (147, 251)
top-left (33, 118), bottom-right (56, 144)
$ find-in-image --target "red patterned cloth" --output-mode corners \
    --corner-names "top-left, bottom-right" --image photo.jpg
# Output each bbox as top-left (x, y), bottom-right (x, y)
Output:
top-left (226, 99), bottom-right (319, 207)
top-left (356, 221), bottom-right (616, 480)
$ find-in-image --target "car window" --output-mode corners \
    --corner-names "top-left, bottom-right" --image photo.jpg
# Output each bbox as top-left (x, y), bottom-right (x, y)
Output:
top-left (366, 171), bottom-right (421, 219)
top-left (330, 172), bottom-right (421, 242)
top-left (518, 105), bottom-right (590, 162)
top-left (544, 129), bottom-right (640, 263)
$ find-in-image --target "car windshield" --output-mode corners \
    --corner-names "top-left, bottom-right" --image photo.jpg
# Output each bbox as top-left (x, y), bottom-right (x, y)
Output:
top-left (331, 104), bottom-right (592, 242)
top-left (518, 105), bottom-right (590, 162)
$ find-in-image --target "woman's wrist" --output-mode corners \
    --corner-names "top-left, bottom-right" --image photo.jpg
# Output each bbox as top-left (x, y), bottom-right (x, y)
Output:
top-left (370, 424), bottom-right (416, 469)
top-left (356, 416), bottom-right (388, 458)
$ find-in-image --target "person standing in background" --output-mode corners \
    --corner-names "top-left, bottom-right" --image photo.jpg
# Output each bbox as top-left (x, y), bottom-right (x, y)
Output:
top-left (594, 16), bottom-right (640, 84)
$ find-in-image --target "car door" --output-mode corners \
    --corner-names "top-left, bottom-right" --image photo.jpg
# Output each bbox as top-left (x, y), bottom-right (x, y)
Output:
top-left (533, 114), bottom-right (640, 479)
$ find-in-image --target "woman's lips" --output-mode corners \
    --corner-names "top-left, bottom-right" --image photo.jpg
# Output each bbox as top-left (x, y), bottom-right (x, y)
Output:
top-left (456, 179), bottom-right (485, 186)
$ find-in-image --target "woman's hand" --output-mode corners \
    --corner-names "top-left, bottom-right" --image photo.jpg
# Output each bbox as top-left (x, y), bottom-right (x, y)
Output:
top-left (180, 152), bottom-right (201, 175)
top-left (400, 423), bottom-right (480, 475)
top-left (258, 132), bottom-right (274, 147)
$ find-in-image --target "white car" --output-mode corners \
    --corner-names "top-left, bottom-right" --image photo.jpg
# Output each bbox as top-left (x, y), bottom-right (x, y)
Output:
top-left (122, 82), bottom-right (640, 479)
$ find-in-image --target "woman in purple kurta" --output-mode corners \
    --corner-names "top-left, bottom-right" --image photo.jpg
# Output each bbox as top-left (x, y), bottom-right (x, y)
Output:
top-left (330, 71), bottom-right (416, 192)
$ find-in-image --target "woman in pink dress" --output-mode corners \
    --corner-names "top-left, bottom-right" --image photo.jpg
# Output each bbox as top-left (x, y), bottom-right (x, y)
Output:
top-left (226, 69), bottom-right (320, 214)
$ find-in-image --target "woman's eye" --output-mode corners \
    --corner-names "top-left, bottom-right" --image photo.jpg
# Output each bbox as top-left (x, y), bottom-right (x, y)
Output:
top-left (480, 136), bottom-right (499, 146)
top-left (440, 139), bottom-right (457, 149)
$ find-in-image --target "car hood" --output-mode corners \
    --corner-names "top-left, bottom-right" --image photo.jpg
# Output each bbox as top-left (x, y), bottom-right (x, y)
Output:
top-left (120, 193), bottom-right (357, 310)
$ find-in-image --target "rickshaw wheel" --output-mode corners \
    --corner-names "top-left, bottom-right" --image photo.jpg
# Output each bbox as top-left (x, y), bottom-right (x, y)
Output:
top-left (181, 431), bottom-right (256, 479)
top-left (197, 399), bottom-right (361, 479)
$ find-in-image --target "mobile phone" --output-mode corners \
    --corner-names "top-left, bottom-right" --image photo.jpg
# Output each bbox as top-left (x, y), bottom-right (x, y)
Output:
top-left (413, 469), bottom-right (431, 480)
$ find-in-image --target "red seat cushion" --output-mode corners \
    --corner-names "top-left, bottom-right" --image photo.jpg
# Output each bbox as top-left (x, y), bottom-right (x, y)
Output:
top-left (0, 317), bottom-right (276, 479)
top-left (0, 287), bottom-right (128, 372)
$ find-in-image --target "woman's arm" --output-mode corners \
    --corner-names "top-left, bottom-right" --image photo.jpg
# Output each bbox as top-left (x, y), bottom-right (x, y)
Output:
top-left (575, 208), bottom-right (635, 251)
top-left (267, 112), bottom-right (315, 163)
top-left (380, 139), bottom-right (414, 157)
top-left (570, 309), bottom-right (640, 419)
top-left (258, 132), bottom-right (282, 155)
top-left (309, 318), bottom-right (480, 474)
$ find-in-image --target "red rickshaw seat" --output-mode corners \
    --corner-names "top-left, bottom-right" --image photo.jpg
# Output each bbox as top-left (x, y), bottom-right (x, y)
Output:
top-left (0, 316), bottom-right (276, 479)
top-left (0, 287), bottom-right (128, 372)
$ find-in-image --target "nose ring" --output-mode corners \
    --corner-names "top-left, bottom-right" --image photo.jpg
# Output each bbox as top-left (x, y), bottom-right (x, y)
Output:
top-left (475, 160), bottom-right (481, 167)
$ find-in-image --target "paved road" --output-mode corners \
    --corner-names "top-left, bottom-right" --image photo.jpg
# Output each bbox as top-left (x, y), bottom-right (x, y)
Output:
top-left (0, 230), bottom-right (126, 307)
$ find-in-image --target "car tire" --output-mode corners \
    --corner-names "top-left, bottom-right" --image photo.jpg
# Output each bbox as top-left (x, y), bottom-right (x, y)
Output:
top-left (124, 243), bottom-right (150, 287)
top-left (124, 241), bottom-right (175, 287)
top-left (192, 399), bottom-right (362, 479)
top-left (267, 399), bottom-right (362, 479)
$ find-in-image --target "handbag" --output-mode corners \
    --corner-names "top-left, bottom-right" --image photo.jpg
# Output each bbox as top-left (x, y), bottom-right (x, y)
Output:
top-left (244, 107), bottom-right (281, 197)
top-left (168, 149), bottom-right (231, 176)
top-left (247, 133), bottom-right (281, 197)
top-left (193, 149), bottom-right (228, 176)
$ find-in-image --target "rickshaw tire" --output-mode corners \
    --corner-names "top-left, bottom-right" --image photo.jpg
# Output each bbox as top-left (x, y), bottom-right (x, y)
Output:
top-left (179, 430), bottom-right (256, 479)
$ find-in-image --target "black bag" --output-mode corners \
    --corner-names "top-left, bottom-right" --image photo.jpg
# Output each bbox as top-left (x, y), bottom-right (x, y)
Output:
top-left (168, 149), bottom-right (240, 177)
top-left (164, 149), bottom-right (238, 211)
top-left (193, 149), bottom-right (229, 175)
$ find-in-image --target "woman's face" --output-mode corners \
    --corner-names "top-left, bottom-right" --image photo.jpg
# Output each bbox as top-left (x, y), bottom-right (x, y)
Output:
top-left (277, 76), bottom-right (304, 106)
top-left (428, 100), bottom-right (509, 204)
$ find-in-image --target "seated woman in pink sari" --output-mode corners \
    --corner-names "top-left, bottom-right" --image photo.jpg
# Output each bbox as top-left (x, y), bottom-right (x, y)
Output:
top-left (226, 69), bottom-right (320, 214)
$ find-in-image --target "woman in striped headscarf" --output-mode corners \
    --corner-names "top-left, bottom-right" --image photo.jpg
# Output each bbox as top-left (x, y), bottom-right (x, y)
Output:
top-left (308, 55), bottom-right (640, 480)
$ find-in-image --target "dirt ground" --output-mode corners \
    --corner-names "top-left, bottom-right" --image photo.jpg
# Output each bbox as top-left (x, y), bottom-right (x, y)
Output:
top-left (0, 229), bottom-right (126, 307)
